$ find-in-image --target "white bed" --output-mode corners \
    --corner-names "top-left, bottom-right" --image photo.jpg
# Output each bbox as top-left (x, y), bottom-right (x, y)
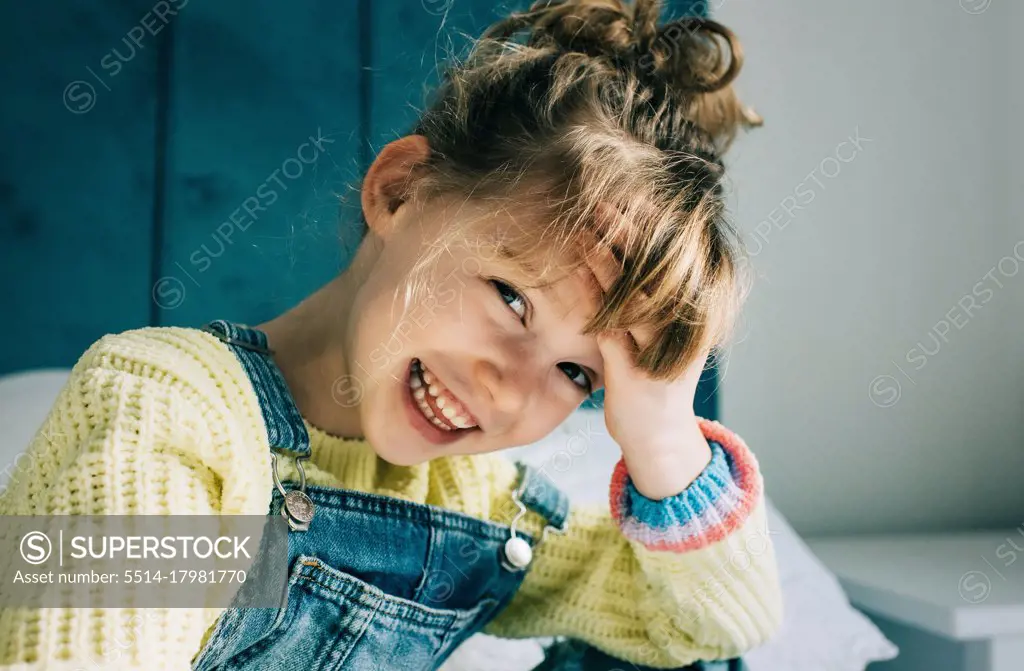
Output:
top-left (0, 369), bottom-right (898, 671)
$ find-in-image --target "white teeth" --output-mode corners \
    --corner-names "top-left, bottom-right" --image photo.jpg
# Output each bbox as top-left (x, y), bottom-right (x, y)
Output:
top-left (431, 417), bottom-right (453, 431)
top-left (409, 359), bottom-right (477, 431)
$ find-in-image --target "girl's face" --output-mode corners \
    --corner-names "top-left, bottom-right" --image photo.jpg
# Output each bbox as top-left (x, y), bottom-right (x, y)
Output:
top-left (347, 194), bottom-right (607, 466)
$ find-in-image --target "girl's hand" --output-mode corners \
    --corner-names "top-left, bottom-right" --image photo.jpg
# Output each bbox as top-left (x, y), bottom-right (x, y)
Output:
top-left (583, 240), bottom-right (714, 501)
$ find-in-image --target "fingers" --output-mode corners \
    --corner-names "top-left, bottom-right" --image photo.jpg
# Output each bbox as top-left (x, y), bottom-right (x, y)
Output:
top-left (625, 320), bottom-right (655, 351)
top-left (582, 232), bottom-right (656, 350)
top-left (583, 240), bottom-right (620, 294)
top-left (595, 330), bottom-right (639, 380)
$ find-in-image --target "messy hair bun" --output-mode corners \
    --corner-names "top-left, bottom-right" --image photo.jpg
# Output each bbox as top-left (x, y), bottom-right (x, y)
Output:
top-left (406, 0), bottom-right (759, 380)
top-left (482, 0), bottom-right (762, 149)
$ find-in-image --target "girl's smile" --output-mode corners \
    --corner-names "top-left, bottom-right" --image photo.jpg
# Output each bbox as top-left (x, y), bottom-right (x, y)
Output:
top-left (402, 357), bottom-right (482, 445)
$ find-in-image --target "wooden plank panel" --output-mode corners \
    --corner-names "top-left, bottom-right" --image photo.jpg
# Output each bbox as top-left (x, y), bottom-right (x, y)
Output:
top-left (369, 0), bottom-right (503, 150)
top-left (0, 2), bottom-right (161, 373)
top-left (160, 0), bottom-right (363, 328)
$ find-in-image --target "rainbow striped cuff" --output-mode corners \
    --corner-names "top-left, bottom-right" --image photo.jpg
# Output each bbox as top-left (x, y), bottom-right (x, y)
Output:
top-left (609, 418), bottom-right (762, 553)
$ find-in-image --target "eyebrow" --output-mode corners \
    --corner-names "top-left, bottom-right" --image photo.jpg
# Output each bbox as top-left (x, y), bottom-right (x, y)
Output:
top-left (494, 241), bottom-right (532, 267)
top-left (494, 241), bottom-right (554, 291)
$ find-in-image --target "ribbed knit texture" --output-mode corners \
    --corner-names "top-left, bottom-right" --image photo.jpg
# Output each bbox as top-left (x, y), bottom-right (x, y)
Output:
top-left (609, 418), bottom-right (763, 553)
top-left (0, 327), bottom-right (782, 670)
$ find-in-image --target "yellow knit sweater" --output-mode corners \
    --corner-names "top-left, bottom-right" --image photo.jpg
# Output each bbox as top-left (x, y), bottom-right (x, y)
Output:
top-left (0, 326), bottom-right (782, 670)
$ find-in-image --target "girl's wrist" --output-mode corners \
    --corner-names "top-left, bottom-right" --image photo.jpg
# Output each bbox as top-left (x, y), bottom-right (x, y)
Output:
top-left (619, 416), bottom-right (713, 500)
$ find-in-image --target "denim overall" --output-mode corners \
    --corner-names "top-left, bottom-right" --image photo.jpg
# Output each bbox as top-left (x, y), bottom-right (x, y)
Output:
top-left (191, 320), bottom-right (743, 671)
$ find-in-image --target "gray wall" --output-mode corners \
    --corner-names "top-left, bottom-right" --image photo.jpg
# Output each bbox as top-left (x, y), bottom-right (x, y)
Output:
top-left (717, 0), bottom-right (1024, 536)
top-left (1010, 0), bottom-right (1024, 465)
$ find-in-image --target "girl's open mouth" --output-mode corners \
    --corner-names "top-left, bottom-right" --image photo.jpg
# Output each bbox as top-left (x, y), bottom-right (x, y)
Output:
top-left (403, 358), bottom-right (481, 444)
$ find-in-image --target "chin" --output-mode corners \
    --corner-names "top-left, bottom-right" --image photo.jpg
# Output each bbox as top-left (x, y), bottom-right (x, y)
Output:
top-left (373, 443), bottom-right (427, 467)
top-left (360, 417), bottom-right (418, 466)
top-left (375, 453), bottom-right (416, 466)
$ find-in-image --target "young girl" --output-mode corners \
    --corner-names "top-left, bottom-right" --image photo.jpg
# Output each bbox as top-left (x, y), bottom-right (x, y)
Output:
top-left (0, 1), bottom-right (782, 669)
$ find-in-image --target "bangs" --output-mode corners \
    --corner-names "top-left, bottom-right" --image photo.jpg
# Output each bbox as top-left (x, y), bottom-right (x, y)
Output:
top-left (403, 121), bottom-right (745, 383)
top-left (470, 189), bottom-right (742, 384)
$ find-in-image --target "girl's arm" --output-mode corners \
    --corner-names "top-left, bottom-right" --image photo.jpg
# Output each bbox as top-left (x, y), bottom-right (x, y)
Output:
top-left (482, 419), bottom-right (783, 668)
top-left (0, 330), bottom-right (271, 670)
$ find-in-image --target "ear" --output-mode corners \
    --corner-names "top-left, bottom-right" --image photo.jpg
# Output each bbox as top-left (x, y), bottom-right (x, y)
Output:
top-left (361, 135), bottom-right (431, 240)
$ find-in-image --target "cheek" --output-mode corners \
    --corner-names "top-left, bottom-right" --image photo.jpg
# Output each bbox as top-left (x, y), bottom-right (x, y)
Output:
top-left (355, 269), bottom-right (487, 364)
top-left (427, 274), bottom-right (494, 329)
top-left (522, 375), bottom-right (585, 432)
top-left (512, 405), bottom-right (578, 450)
top-left (348, 278), bottom-right (425, 378)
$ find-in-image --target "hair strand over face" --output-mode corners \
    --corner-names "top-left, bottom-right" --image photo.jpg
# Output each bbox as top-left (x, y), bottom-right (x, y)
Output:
top-left (395, 0), bottom-right (759, 381)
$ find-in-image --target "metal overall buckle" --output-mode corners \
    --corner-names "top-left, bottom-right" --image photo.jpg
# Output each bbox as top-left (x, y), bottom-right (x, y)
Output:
top-left (271, 450), bottom-right (315, 532)
top-left (199, 323), bottom-right (276, 356)
top-left (500, 465), bottom-right (569, 572)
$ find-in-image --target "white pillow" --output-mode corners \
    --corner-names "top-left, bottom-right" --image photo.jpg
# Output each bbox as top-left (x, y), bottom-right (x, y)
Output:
top-left (744, 499), bottom-right (899, 671)
top-left (0, 369), bottom-right (71, 490)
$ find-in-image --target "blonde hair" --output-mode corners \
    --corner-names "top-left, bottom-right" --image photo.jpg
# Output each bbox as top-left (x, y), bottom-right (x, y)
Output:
top-left (397, 0), bottom-right (760, 381)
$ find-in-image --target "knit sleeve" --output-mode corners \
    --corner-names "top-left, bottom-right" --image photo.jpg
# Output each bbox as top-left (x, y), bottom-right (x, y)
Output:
top-left (609, 418), bottom-right (762, 552)
top-left (482, 419), bottom-right (783, 668)
top-left (0, 330), bottom-right (272, 670)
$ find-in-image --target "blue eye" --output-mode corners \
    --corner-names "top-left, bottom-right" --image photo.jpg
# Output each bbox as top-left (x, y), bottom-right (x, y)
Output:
top-left (490, 280), bottom-right (527, 321)
top-left (490, 279), bottom-right (592, 395)
top-left (558, 362), bottom-right (593, 394)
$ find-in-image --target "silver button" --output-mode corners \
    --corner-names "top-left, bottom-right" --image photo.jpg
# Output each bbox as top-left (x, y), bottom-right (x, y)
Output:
top-left (282, 490), bottom-right (314, 532)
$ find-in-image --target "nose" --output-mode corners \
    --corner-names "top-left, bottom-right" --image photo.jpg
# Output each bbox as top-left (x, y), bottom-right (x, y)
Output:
top-left (472, 357), bottom-right (531, 421)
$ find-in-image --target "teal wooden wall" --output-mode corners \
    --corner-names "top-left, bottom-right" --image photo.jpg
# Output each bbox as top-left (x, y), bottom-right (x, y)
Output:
top-left (0, 0), bottom-right (717, 418)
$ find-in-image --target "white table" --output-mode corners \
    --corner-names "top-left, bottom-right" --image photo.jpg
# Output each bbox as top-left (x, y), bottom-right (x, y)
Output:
top-left (807, 532), bottom-right (1024, 671)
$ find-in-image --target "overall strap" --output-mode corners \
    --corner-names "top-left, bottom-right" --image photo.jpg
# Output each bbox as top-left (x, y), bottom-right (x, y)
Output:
top-left (201, 319), bottom-right (316, 532)
top-left (200, 319), bottom-right (310, 457)
top-left (513, 462), bottom-right (570, 533)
